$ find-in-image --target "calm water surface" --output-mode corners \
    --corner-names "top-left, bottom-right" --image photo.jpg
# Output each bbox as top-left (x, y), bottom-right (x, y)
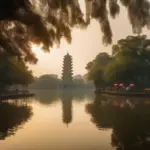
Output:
top-left (0, 89), bottom-right (150, 150)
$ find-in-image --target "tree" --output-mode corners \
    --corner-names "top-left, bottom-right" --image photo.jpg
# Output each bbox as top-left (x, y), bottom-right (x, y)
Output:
top-left (0, 0), bottom-right (150, 61)
top-left (29, 74), bottom-right (60, 89)
top-left (105, 35), bottom-right (150, 87)
top-left (86, 52), bottom-right (111, 89)
top-left (86, 35), bottom-right (150, 90)
top-left (0, 0), bottom-right (86, 63)
top-left (104, 57), bottom-right (135, 84)
top-left (85, 62), bottom-right (93, 71)
top-left (73, 78), bottom-right (85, 87)
top-left (0, 56), bottom-right (34, 92)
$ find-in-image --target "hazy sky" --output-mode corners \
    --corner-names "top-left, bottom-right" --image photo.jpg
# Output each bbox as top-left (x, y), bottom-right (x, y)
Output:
top-left (29, 1), bottom-right (150, 78)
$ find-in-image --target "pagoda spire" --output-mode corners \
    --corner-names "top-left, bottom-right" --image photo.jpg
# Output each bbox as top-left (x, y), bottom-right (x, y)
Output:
top-left (61, 52), bottom-right (73, 88)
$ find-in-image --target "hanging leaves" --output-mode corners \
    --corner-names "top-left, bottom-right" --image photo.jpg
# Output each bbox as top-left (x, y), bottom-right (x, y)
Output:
top-left (0, 0), bottom-right (150, 63)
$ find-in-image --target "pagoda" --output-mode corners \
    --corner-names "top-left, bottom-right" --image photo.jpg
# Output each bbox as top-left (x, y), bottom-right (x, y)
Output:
top-left (61, 52), bottom-right (73, 88)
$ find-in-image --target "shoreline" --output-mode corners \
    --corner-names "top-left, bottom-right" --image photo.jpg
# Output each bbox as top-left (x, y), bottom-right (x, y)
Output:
top-left (98, 91), bottom-right (150, 97)
top-left (0, 93), bottom-right (34, 100)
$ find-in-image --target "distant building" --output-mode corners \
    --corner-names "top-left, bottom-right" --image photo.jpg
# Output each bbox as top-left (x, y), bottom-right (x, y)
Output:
top-left (61, 53), bottom-right (73, 88)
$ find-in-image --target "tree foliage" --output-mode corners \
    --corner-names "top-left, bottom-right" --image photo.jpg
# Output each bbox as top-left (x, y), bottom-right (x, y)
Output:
top-left (85, 52), bottom-right (111, 88)
top-left (0, 0), bottom-right (86, 63)
top-left (86, 35), bottom-right (150, 89)
top-left (29, 74), bottom-right (94, 89)
top-left (73, 77), bottom-right (94, 88)
top-left (29, 74), bottom-right (60, 89)
top-left (1, 0), bottom-right (150, 62)
top-left (0, 56), bottom-right (34, 91)
top-left (105, 35), bottom-right (150, 86)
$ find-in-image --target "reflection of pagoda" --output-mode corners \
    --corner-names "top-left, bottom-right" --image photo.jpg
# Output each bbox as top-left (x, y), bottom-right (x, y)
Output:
top-left (61, 52), bottom-right (73, 88)
top-left (60, 91), bottom-right (73, 127)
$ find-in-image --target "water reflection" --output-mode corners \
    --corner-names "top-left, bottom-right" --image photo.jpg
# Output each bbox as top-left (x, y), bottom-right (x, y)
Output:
top-left (60, 91), bottom-right (73, 126)
top-left (32, 89), bottom-right (59, 105)
top-left (86, 95), bottom-right (150, 150)
top-left (32, 89), bottom-right (94, 105)
top-left (2, 90), bottom-right (150, 150)
top-left (0, 99), bottom-right (33, 140)
top-left (31, 89), bottom-right (94, 127)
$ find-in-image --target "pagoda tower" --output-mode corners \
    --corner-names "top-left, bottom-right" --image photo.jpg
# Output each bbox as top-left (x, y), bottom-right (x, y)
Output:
top-left (61, 52), bottom-right (73, 88)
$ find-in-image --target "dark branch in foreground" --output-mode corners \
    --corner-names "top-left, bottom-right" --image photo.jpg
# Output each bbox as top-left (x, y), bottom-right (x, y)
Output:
top-left (0, 0), bottom-right (150, 62)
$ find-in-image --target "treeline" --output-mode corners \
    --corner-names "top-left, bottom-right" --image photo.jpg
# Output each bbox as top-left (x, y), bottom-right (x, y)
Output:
top-left (29, 75), bottom-right (60, 89)
top-left (0, 56), bottom-right (34, 93)
top-left (29, 74), bottom-right (94, 89)
top-left (86, 35), bottom-right (150, 90)
top-left (30, 89), bottom-right (95, 105)
top-left (73, 77), bottom-right (94, 89)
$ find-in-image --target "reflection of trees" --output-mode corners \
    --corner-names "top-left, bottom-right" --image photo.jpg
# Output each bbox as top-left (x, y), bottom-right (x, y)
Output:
top-left (33, 89), bottom-right (94, 105)
top-left (84, 90), bottom-right (95, 100)
top-left (33, 89), bottom-right (94, 126)
top-left (86, 95), bottom-right (150, 150)
top-left (72, 89), bottom-right (84, 100)
top-left (86, 95), bottom-right (116, 129)
top-left (32, 90), bottom-right (59, 105)
top-left (111, 104), bottom-right (150, 150)
top-left (0, 100), bottom-right (32, 140)
top-left (72, 89), bottom-right (95, 101)
top-left (60, 90), bottom-right (73, 126)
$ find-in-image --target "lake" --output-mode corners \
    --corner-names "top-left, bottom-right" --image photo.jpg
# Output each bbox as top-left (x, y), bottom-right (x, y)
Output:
top-left (0, 89), bottom-right (150, 150)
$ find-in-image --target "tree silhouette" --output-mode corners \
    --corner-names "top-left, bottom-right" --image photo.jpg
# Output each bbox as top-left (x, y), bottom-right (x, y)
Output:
top-left (86, 35), bottom-right (150, 90)
top-left (0, 56), bottom-right (34, 92)
top-left (0, 0), bottom-right (150, 61)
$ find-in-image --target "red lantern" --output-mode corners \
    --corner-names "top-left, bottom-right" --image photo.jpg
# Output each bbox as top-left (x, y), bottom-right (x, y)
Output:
top-left (130, 84), bottom-right (135, 87)
top-left (114, 84), bottom-right (118, 87)
top-left (119, 83), bottom-right (124, 87)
